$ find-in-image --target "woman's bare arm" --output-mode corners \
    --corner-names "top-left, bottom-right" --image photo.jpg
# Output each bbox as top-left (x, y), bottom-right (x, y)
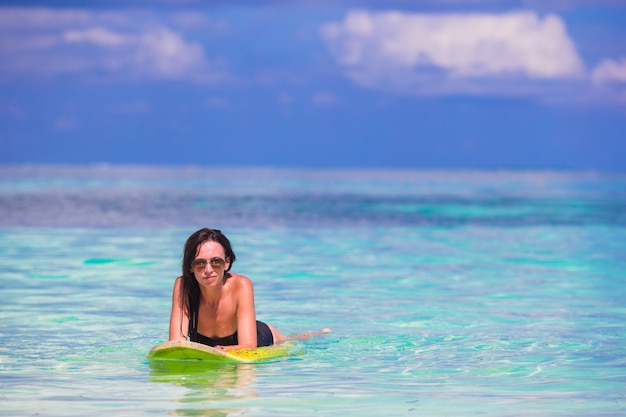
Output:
top-left (220, 275), bottom-right (257, 351)
top-left (169, 277), bottom-right (189, 341)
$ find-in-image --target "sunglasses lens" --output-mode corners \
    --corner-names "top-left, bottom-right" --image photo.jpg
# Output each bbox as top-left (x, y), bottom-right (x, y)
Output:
top-left (210, 258), bottom-right (225, 268)
top-left (192, 260), bottom-right (207, 271)
top-left (192, 258), bottom-right (225, 271)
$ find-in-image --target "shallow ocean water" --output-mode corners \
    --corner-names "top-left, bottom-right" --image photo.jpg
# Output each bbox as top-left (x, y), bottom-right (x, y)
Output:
top-left (1, 166), bottom-right (625, 416)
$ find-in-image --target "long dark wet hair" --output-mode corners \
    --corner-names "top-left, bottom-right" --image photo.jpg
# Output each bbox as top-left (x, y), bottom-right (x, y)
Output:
top-left (178, 228), bottom-right (236, 338)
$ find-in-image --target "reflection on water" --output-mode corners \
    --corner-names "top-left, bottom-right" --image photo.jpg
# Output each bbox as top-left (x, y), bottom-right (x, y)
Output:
top-left (150, 361), bottom-right (257, 417)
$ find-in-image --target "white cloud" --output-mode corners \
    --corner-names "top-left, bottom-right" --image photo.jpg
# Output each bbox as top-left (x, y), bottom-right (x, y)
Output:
top-left (54, 115), bottom-right (78, 131)
top-left (322, 10), bottom-right (586, 96)
top-left (171, 12), bottom-right (231, 34)
top-left (277, 92), bottom-right (294, 106)
top-left (135, 27), bottom-right (210, 80)
top-left (171, 12), bottom-right (213, 30)
top-left (64, 27), bottom-right (131, 47)
top-left (0, 103), bottom-right (26, 121)
top-left (311, 91), bottom-right (341, 107)
top-left (206, 96), bottom-right (230, 108)
top-left (0, 7), bottom-right (92, 29)
top-left (0, 7), bottom-right (226, 84)
top-left (591, 58), bottom-right (626, 85)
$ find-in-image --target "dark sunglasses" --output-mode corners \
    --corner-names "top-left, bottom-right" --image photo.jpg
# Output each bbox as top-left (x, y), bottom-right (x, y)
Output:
top-left (191, 257), bottom-right (226, 271)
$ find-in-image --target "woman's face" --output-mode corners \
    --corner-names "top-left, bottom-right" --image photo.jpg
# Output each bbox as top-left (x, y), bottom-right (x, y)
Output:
top-left (191, 240), bottom-right (231, 287)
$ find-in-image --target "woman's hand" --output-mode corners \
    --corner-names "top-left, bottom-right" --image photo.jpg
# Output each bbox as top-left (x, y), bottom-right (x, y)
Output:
top-left (214, 345), bottom-right (226, 352)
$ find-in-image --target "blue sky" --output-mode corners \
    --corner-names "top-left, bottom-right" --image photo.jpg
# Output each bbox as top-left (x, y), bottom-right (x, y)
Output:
top-left (1, 1), bottom-right (625, 169)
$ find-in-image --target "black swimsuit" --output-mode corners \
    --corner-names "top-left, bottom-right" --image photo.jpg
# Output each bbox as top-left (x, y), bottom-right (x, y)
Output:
top-left (189, 320), bottom-right (274, 347)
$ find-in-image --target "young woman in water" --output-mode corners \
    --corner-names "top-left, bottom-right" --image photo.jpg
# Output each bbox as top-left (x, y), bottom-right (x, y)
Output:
top-left (169, 228), bottom-right (330, 351)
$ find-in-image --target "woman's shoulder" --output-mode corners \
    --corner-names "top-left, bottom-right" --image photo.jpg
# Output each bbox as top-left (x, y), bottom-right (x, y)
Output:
top-left (226, 273), bottom-right (254, 305)
top-left (227, 272), bottom-right (253, 285)
top-left (225, 272), bottom-right (254, 293)
top-left (172, 276), bottom-right (183, 293)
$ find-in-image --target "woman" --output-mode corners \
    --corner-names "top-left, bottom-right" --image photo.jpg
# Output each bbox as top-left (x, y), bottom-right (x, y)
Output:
top-left (169, 228), bottom-right (330, 351)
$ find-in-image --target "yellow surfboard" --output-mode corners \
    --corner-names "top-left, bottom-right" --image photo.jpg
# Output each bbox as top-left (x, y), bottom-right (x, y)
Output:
top-left (148, 340), bottom-right (293, 364)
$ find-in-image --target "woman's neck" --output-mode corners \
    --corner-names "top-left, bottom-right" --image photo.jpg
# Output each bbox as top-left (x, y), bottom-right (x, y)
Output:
top-left (199, 282), bottom-right (223, 306)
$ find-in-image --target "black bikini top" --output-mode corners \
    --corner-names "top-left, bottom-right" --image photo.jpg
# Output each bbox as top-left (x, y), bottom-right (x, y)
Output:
top-left (189, 326), bottom-right (238, 346)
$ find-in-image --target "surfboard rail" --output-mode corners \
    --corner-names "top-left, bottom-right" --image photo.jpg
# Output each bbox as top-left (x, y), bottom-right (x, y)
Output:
top-left (148, 340), bottom-right (293, 364)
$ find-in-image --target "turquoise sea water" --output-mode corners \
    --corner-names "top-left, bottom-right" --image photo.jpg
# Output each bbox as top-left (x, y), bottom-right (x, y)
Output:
top-left (1, 166), bottom-right (625, 416)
